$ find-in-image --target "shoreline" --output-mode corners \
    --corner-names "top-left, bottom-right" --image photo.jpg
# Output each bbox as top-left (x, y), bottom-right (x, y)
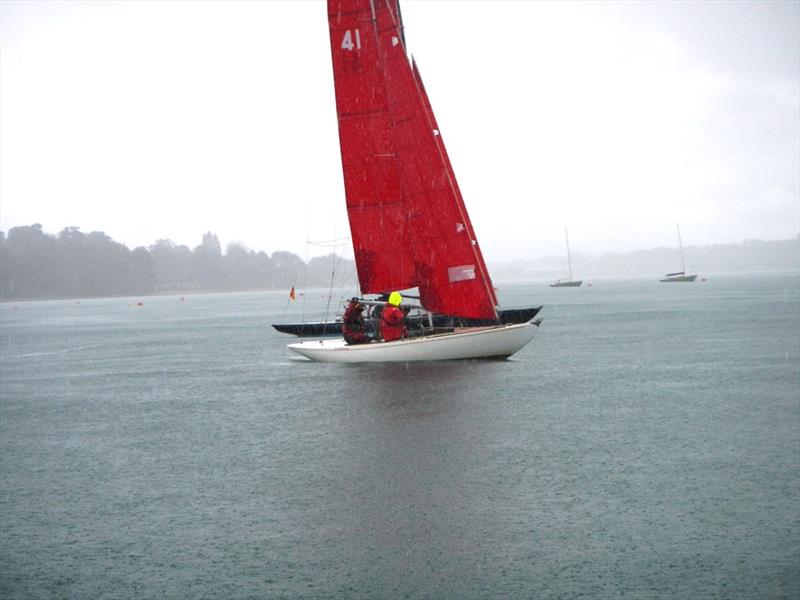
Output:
top-left (3, 269), bottom-right (798, 304)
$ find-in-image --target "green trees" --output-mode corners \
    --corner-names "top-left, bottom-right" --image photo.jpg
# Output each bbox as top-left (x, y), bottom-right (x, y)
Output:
top-left (224, 242), bottom-right (273, 290)
top-left (0, 225), bottom-right (162, 299)
top-left (0, 225), bottom-right (352, 300)
top-left (192, 232), bottom-right (225, 289)
top-left (2, 224), bottom-right (59, 298)
top-left (148, 239), bottom-right (194, 290)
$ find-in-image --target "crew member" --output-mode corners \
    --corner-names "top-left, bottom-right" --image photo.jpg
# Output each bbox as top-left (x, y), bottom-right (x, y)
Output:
top-left (380, 291), bottom-right (407, 342)
top-left (342, 298), bottom-right (369, 345)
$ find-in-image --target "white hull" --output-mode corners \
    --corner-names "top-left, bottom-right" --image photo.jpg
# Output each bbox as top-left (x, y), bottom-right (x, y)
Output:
top-left (287, 322), bottom-right (539, 363)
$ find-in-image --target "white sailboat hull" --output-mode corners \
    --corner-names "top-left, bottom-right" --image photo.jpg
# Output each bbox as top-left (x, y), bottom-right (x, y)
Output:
top-left (287, 322), bottom-right (539, 363)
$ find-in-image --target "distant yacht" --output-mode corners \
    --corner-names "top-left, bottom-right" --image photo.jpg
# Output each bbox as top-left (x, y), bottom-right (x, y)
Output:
top-left (550, 227), bottom-right (582, 287)
top-left (661, 222), bottom-right (697, 282)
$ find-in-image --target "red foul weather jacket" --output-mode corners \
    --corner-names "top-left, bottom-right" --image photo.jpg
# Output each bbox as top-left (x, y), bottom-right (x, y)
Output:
top-left (380, 304), bottom-right (407, 342)
top-left (342, 303), bottom-right (368, 345)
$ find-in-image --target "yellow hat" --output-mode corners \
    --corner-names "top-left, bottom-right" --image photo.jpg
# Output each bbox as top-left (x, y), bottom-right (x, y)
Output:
top-left (388, 291), bottom-right (402, 306)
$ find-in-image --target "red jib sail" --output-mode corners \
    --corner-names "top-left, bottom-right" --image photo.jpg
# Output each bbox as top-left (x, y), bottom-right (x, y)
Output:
top-left (327, 0), bottom-right (498, 320)
top-left (407, 57), bottom-right (499, 317)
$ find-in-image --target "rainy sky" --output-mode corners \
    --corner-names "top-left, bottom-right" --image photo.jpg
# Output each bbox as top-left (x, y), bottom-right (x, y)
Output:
top-left (1, 0), bottom-right (798, 261)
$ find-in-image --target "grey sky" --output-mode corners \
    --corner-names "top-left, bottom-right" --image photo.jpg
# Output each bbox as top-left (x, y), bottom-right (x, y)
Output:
top-left (1, 0), bottom-right (797, 262)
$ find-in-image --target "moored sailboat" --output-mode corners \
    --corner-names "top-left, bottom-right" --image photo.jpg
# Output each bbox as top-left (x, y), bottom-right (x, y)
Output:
top-left (660, 222), bottom-right (697, 282)
top-left (287, 0), bottom-right (541, 362)
top-left (550, 227), bottom-right (582, 287)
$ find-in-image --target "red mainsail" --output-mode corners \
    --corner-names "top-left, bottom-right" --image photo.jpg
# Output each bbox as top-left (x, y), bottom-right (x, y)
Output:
top-left (327, 0), bottom-right (415, 293)
top-left (327, 0), bottom-right (498, 319)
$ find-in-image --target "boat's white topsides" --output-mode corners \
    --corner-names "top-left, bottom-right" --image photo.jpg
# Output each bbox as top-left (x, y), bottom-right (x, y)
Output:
top-left (287, 322), bottom-right (539, 363)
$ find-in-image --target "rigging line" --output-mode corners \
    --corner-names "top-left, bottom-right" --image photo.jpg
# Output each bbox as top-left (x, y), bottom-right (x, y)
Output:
top-left (384, 0), bottom-right (405, 52)
top-left (334, 252), bottom-right (357, 293)
top-left (368, 0), bottom-right (380, 53)
top-left (565, 227), bottom-right (573, 279)
top-left (305, 238), bottom-right (351, 247)
top-left (323, 251), bottom-right (339, 324)
top-left (394, 0), bottom-right (406, 47)
top-left (320, 252), bottom-right (359, 326)
top-left (300, 232), bottom-right (311, 326)
top-left (321, 250), bottom-right (338, 323)
top-left (677, 222), bottom-right (686, 273)
top-left (324, 249), bottom-right (359, 302)
top-left (323, 180), bottom-right (342, 327)
top-left (340, 262), bottom-right (359, 296)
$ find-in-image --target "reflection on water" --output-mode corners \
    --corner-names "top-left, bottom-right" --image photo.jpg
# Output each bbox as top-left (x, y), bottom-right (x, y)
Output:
top-left (321, 361), bottom-right (515, 596)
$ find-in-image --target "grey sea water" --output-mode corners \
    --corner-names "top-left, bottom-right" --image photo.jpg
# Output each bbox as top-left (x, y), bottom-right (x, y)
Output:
top-left (1, 272), bottom-right (798, 599)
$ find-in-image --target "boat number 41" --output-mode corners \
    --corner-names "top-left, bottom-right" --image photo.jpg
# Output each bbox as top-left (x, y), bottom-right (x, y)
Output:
top-left (341, 29), bottom-right (362, 51)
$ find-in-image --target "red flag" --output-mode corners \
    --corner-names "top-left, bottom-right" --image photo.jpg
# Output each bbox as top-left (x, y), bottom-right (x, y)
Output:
top-left (289, 286), bottom-right (296, 300)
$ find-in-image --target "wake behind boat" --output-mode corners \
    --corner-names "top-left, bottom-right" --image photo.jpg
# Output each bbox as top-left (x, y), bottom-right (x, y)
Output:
top-left (286, 0), bottom-right (541, 363)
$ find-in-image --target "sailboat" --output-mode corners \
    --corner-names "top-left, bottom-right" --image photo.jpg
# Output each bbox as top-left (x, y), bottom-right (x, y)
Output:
top-left (273, 305), bottom-right (541, 337)
top-left (287, 0), bottom-right (541, 363)
top-left (550, 227), bottom-right (582, 287)
top-left (660, 222), bottom-right (697, 283)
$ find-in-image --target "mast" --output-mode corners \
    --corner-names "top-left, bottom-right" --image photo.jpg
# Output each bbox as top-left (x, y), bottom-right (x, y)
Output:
top-left (565, 227), bottom-right (573, 280)
top-left (393, 0), bottom-right (406, 46)
top-left (326, 0), bottom-right (416, 294)
top-left (677, 222), bottom-right (686, 273)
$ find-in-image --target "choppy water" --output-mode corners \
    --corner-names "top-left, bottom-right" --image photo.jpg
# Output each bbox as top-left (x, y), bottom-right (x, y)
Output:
top-left (1, 272), bottom-right (798, 599)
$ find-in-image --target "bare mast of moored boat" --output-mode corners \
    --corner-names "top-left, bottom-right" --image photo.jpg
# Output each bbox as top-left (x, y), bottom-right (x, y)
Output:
top-left (660, 222), bottom-right (697, 282)
top-left (550, 227), bottom-right (582, 287)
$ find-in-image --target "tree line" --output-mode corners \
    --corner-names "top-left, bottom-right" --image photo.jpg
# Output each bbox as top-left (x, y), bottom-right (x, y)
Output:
top-left (0, 224), bottom-right (356, 300)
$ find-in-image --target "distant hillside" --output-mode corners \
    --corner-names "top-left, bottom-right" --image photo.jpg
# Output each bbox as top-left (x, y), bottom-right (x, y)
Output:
top-left (4, 224), bottom-right (796, 299)
top-left (490, 237), bottom-right (800, 282)
top-left (0, 224), bottom-right (358, 300)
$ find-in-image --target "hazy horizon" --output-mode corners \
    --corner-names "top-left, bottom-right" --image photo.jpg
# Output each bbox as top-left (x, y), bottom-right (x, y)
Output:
top-left (2, 223), bottom-right (795, 302)
top-left (2, 221), bottom-right (796, 265)
top-left (1, 1), bottom-right (798, 262)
